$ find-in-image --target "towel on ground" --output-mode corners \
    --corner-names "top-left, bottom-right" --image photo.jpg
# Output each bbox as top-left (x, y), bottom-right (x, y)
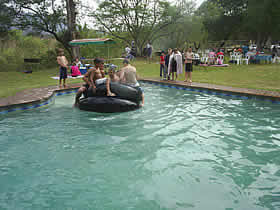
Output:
top-left (51, 75), bottom-right (84, 80)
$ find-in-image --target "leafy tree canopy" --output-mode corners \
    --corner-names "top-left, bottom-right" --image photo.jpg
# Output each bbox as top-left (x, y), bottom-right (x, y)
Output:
top-left (0, 0), bottom-right (18, 34)
top-left (3, 0), bottom-right (78, 58)
top-left (91, 0), bottom-right (186, 54)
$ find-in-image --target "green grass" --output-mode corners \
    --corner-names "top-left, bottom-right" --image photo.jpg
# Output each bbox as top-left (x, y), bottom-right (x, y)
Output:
top-left (1, 58), bottom-right (280, 98)
top-left (0, 68), bottom-right (83, 98)
top-left (133, 58), bottom-right (280, 92)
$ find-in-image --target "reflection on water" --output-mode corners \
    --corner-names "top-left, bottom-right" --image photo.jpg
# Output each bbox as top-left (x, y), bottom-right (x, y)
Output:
top-left (0, 83), bottom-right (280, 210)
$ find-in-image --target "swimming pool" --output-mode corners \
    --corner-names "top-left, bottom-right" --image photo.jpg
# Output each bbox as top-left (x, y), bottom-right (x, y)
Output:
top-left (0, 83), bottom-right (280, 209)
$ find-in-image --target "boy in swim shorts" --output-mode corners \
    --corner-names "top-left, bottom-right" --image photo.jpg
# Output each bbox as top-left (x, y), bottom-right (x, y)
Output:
top-left (56, 48), bottom-right (69, 88)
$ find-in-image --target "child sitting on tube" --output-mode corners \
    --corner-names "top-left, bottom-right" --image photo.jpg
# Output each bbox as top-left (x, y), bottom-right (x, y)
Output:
top-left (106, 64), bottom-right (119, 96)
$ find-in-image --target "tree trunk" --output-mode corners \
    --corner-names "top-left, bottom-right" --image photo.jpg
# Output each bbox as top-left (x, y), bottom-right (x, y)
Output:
top-left (66, 0), bottom-right (78, 60)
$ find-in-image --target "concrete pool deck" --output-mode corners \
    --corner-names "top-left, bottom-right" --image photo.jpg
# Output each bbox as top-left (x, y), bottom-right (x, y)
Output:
top-left (1, 79), bottom-right (280, 112)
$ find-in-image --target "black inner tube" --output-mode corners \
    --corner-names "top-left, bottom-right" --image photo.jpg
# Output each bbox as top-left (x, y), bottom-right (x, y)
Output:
top-left (87, 82), bottom-right (142, 103)
top-left (79, 82), bottom-right (142, 113)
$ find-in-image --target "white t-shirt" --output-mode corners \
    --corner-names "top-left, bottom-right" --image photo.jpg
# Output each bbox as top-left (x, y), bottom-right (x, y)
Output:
top-left (76, 61), bottom-right (82, 66)
top-left (125, 47), bottom-right (131, 55)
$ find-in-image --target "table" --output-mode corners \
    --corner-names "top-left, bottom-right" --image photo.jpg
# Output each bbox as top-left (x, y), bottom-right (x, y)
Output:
top-left (247, 53), bottom-right (272, 64)
top-left (255, 54), bottom-right (272, 63)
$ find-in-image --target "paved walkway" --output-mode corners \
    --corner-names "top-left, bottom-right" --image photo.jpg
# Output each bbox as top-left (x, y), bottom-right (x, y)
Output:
top-left (0, 83), bottom-right (81, 107)
top-left (1, 80), bottom-right (280, 108)
top-left (142, 79), bottom-right (280, 99)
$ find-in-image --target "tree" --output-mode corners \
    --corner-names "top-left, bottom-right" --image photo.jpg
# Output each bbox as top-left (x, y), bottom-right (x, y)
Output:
top-left (209, 0), bottom-right (248, 16)
top-left (159, 0), bottom-right (205, 50)
top-left (198, 0), bottom-right (247, 41)
top-left (245, 0), bottom-right (280, 48)
top-left (66, 0), bottom-right (79, 58)
top-left (91, 0), bottom-right (185, 55)
top-left (0, 0), bottom-right (17, 35)
top-left (7, 0), bottom-right (78, 59)
top-left (206, 0), bottom-right (280, 47)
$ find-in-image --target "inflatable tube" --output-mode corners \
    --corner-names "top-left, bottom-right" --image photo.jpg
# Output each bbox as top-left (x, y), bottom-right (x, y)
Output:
top-left (79, 97), bottom-right (139, 113)
top-left (87, 82), bottom-right (142, 103)
top-left (79, 82), bottom-right (142, 113)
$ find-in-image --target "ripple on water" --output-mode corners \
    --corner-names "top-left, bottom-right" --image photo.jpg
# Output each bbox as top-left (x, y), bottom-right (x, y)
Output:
top-left (0, 84), bottom-right (280, 209)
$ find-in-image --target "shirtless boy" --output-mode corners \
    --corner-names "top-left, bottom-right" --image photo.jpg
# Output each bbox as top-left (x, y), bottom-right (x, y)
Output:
top-left (56, 48), bottom-right (69, 88)
top-left (74, 58), bottom-right (105, 106)
top-left (106, 64), bottom-right (119, 96)
top-left (119, 59), bottom-right (144, 106)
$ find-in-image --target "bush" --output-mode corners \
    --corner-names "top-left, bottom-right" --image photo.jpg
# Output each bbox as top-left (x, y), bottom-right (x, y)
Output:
top-left (0, 56), bottom-right (7, 65)
top-left (0, 31), bottom-right (59, 71)
top-left (40, 49), bottom-right (57, 68)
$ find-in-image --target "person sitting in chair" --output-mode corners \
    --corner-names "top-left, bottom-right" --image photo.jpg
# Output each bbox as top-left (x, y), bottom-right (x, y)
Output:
top-left (71, 61), bottom-right (82, 77)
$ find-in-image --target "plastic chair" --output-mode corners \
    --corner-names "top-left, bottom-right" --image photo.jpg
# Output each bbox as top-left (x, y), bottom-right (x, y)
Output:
top-left (230, 52), bottom-right (234, 61)
top-left (208, 54), bottom-right (216, 65)
top-left (242, 55), bottom-right (250, 65)
top-left (272, 56), bottom-right (280, 64)
top-left (202, 56), bottom-right (208, 64)
top-left (232, 54), bottom-right (241, 65)
top-left (217, 55), bottom-right (224, 64)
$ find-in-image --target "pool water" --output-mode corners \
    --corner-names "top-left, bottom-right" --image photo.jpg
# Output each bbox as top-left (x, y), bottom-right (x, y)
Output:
top-left (0, 83), bottom-right (280, 210)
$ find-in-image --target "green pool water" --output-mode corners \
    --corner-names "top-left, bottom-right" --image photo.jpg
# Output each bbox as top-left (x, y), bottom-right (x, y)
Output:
top-left (0, 83), bottom-right (280, 210)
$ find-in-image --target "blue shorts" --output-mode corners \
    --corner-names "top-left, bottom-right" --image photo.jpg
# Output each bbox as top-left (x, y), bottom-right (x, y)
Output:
top-left (59, 67), bottom-right (67, 79)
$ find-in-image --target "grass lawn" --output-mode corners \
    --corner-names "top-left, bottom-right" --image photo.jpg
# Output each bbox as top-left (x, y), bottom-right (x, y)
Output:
top-left (133, 58), bottom-right (280, 92)
top-left (1, 58), bottom-right (280, 98)
top-left (0, 68), bottom-right (84, 98)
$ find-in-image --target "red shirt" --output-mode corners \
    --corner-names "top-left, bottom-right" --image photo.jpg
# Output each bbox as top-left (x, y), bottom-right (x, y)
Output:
top-left (160, 55), bottom-right (165, 64)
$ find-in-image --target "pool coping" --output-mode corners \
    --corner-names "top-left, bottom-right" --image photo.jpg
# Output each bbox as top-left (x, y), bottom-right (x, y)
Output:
top-left (0, 84), bottom-right (81, 114)
top-left (1, 79), bottom-right (280, 114)
top-left (141, 79), bottom-right (280, 103)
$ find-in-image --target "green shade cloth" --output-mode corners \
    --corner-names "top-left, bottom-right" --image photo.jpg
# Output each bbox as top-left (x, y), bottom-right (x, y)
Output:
top-left (69, 38), bottom-right (116, 46)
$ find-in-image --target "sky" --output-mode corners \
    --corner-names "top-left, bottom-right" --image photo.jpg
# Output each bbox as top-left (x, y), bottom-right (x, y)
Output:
top-left (82, 0), bottom-right (205, 9)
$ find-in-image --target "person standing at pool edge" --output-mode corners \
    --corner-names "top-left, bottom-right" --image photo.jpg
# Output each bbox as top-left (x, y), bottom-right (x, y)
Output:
top-left (184, 47), bottom-right (193, 83)
top-left (165, 48), bottom-right (172, 80)
top-left (159, 51), bottom-right (166, 80)
top-left (146, 42), bottom-right (153, 63)
top-left (56, 48), bottom-right (69, 88)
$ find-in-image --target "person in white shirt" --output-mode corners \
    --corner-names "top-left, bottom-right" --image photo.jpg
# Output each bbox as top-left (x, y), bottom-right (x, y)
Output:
top-left (125, 45), bottom-right (131, 55)
top-left (146, 42), bottom-right (153, 63)
top-left (125, 45), bottom-right (134, 60)
top-left (74, 57), bottom-right (82, 67)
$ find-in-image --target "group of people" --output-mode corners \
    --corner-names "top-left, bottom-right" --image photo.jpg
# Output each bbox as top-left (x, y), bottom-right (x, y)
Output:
top-left (56, 48), bottom-right (144, 108)
top-left (206, 49), bottom-right (225, 65)
top-left (124, 41), bottom-right (153, 63)
top-left (70, 58), bottom-right (82, 77)
top-left (124, 41), bottom-right (137, 61)
top-left (159, 47), bottom-right (194, 83)
top-left (73, 58), bottom-right (144, 107)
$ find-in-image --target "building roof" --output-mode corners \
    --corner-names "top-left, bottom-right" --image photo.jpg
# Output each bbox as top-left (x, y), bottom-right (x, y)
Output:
top-left (69, 38), bottom-right (116, 46)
